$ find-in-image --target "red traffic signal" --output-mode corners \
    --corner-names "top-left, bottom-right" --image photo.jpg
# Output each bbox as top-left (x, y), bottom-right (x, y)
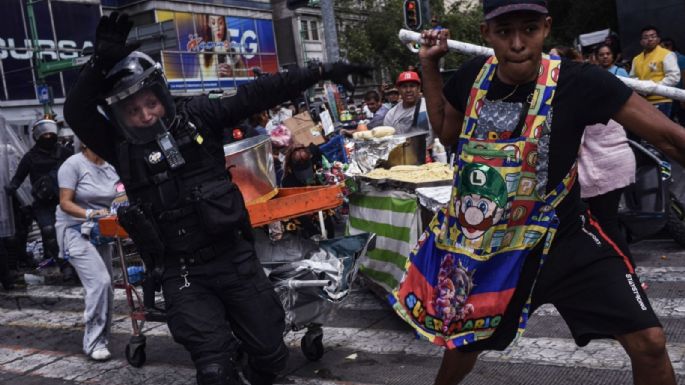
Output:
top-left (403, 0), bottom-right (422, 31)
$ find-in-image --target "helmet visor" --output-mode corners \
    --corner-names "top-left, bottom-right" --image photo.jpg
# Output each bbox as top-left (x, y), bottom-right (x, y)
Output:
top-left (108, 81), bottom-right (175, 144)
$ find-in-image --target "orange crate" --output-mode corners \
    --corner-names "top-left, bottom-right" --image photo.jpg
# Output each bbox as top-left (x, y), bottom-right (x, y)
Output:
top-left (98, 215), bottom-right (129, 238)
top-left (246, 185), bottom-right (344, 227)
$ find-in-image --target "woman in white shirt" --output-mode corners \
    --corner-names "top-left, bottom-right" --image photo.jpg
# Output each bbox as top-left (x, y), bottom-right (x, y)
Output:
top-left (55, 145), bottom-right (120, 361)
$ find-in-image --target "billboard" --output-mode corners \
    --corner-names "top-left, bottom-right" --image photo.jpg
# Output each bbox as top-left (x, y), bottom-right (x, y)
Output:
top-left (157, 10), bottom-right (279, 92)
top-left (0, 0), bottom-right (100, 101)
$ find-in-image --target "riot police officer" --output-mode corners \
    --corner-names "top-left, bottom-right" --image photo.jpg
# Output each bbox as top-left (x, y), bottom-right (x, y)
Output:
top-left (5, 119), bottom-right (73, 272)
top-left (64, 12), bottom-right (370, 385)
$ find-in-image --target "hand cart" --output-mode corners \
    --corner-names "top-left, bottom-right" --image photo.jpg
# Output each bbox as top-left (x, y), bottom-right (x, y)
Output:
top-left (99, 184), bottom-right (371, 367)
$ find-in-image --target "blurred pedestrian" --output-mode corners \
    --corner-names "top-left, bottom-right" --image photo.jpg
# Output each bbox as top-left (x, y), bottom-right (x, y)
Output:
top-left (5, 119), bottom-right (75, 281)
top-left (363, 90), bottom-right (389, 129)
top-left (596, 44), bottom-right (629, 77)
top-left (630, 25), bottom-right (681, 117)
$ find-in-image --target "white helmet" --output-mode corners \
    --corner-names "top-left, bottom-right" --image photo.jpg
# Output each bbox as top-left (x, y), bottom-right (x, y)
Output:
top-left (32, 119), bottom-right (59, 141)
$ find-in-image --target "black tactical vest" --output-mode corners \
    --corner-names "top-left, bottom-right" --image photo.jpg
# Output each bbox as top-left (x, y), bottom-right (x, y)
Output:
top-left (117, 114), bottom-right (248, 255)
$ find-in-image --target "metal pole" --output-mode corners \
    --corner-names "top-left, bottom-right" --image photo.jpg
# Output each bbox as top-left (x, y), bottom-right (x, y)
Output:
top-left (26, 0), bottom-right (52, 116)
top-left (421, 0), bottom-right (431, 29)
top-left (398, 28), bottom-right (685, 102)
top-left (320, 0), bottom-right (339, 62)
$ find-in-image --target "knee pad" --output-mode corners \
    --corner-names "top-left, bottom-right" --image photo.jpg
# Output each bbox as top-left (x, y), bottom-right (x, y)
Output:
top-left (196, 362), bottom-right (240, 385)
top-left (248, 341), bottom-right (289, 375)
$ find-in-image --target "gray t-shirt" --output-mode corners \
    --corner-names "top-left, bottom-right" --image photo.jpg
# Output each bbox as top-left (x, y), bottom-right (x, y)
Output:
top-left (55, 153), bottom-right (119, 222)
top-left (382, 98), bottom-right (432, 134)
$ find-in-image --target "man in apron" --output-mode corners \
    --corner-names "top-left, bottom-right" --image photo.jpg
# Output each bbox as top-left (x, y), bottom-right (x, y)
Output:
top-left (392, 1), bottom-right (685, 384)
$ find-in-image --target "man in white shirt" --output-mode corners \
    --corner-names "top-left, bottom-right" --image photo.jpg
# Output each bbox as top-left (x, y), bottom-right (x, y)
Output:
top-left (383, 71), bottom-right (432, 135)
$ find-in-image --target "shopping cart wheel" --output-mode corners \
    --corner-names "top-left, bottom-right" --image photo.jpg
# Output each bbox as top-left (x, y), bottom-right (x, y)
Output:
top-left (125, 335), bottom-right (147, 368)
top-left (301, 327), bottom-right (324, 361)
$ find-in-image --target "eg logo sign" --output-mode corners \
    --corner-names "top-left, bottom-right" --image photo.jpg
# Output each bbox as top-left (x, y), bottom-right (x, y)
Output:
top-left (188, 25), bottom-right (259, 60)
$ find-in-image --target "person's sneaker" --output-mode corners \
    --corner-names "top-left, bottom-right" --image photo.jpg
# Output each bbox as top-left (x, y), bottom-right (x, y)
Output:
top-left (90, 347), bottom-right (111, 361)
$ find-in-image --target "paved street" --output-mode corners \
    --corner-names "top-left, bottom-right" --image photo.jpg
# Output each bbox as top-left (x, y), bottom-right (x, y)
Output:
top-left (0, 239), bottom-right (684, 385)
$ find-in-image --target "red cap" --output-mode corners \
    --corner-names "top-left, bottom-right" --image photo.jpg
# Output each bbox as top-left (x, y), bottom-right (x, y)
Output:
top-left (396, 71), bottom-right (421, 86)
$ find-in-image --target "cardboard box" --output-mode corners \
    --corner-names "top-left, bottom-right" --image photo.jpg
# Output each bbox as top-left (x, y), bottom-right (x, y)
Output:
top-left (282, 112), bottom-right (325, 146)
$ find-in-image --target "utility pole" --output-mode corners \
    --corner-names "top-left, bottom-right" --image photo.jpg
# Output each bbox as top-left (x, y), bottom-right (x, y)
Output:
top-left (320, 0), bottom-right (340, 62)
top-left (26, 0), bottom-right (91, 118)
top-left (421, 0), bottom-right (431, 29)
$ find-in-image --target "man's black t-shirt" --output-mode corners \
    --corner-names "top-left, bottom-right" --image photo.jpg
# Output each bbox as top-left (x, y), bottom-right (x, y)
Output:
top-left (443, 56), bottom-right (633, 236)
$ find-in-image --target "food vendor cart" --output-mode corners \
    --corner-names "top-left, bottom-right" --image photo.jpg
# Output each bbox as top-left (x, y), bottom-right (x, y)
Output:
top-left (343, 131), bottom-right (454, 294)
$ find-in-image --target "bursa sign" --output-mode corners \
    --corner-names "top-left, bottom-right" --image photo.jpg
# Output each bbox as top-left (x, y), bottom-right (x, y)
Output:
top-left (0, 0), bottom-right (100, 101)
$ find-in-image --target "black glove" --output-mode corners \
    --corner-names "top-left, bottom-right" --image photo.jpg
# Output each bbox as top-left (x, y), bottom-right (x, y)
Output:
top-left (321, 62), bottom-right (373, 92)
top-left (92, 12), bottom-right (140, 72)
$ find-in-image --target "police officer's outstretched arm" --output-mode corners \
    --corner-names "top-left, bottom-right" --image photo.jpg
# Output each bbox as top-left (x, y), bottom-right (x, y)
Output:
top-left (202, 62), bottom-right (372, 132)
top-left (64, 12), bottom-right (140, 165)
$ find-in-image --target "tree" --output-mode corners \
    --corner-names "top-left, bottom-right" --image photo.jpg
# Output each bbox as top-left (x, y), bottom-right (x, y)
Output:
top-left (338, 0), bottom-right (449, 81)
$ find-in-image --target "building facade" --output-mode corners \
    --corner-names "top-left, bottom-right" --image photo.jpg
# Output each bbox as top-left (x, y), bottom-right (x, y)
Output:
top-left (0, 0), bottom-right (367, 130)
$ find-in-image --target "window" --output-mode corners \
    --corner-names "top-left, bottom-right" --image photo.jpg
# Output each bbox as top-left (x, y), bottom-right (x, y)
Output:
top-left (300, 19), bottom-right (320, 41)
top-left (310, 21), bottom-right (319, 41)
top-left (300, 20), bottom-right (309, 40)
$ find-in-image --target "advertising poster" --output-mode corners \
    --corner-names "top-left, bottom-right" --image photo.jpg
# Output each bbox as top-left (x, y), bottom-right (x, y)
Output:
top-left (157, 10), bottom-right (278, 92)
top-left (0, 0), bottom-right (99, 101)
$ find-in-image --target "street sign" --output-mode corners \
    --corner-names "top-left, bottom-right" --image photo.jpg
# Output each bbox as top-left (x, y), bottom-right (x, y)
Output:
top-left (36, 84), bottom-right (52, 104)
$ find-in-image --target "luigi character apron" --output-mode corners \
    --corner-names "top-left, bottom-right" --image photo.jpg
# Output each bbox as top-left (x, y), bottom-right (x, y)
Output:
top-left (390, 55), bottom-right (576, 349)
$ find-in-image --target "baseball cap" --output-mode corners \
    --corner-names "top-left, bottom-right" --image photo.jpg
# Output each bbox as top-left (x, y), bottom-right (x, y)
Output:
top-left (483, 0), bottom-right (548, 21)
top-left (396, 71), bottom-right (421, 86)
top-left (386, 87), bottom-right (399, 94)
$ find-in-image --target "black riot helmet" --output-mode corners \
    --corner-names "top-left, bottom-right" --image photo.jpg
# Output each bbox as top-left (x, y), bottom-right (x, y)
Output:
top-left (100, 51), bottom-right (176, 144)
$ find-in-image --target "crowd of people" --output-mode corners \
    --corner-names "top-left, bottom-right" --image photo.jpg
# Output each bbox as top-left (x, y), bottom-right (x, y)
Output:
top-left (1, 2), bottom-right (685, 385)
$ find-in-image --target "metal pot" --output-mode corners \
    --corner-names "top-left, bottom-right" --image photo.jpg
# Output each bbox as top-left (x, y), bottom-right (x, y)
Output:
top-left (224, 135), bottom-right (277, 203)
top-left (384, 130), bottom-right (428, 168)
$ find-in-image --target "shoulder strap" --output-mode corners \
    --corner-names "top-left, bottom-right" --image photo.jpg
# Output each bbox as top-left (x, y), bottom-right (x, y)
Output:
top-left (411, 99), bottom-right (422, 128)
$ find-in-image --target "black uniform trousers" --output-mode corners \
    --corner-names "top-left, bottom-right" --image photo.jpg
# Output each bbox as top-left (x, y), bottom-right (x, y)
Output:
top-left (162, 235), bottom-right (288, 382)
top-left (33, 200), bottom-right (59, 261)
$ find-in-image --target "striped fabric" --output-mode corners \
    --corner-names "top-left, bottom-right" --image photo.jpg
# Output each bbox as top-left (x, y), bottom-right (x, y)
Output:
top-left (346, 184), bottom-right (422, 292)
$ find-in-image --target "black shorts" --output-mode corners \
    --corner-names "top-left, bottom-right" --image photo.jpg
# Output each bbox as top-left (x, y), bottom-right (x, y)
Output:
top-left (530, 210), bottom-right (661, 346)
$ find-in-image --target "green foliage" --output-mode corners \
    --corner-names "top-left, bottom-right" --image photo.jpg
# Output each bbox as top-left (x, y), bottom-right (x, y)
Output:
top-left (441, 5), bottom-right (484, 69)
top-left (339, 0), bottom-right (417, 81)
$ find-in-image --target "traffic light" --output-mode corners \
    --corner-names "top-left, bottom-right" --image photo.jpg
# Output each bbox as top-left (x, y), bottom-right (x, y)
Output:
top-left (403, 0), bottom-right (422, 31)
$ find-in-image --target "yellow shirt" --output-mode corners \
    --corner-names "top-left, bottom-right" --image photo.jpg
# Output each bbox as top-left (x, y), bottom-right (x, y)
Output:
top-left (631, 45), bottom-right (672, 104)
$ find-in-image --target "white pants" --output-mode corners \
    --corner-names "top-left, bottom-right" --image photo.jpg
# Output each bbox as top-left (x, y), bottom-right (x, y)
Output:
top-left (64, 228), bottom-right (113, 355)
